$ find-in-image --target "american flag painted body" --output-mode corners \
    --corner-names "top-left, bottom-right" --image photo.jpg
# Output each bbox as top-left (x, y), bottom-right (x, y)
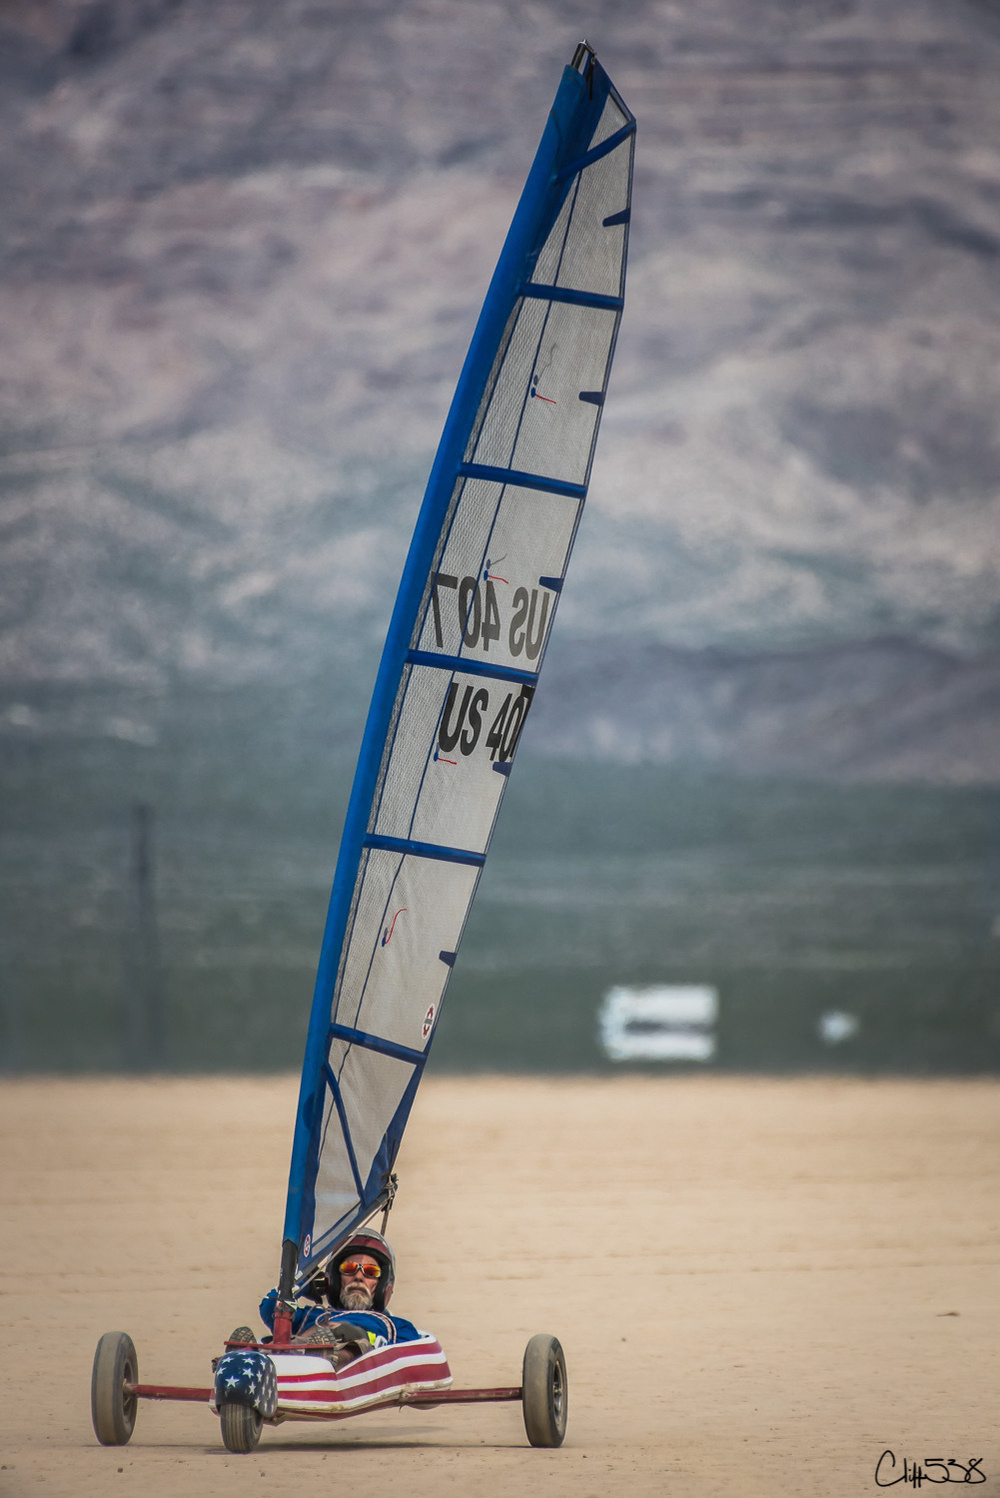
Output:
top-left (212, 1336), bottom-right (452, 1422)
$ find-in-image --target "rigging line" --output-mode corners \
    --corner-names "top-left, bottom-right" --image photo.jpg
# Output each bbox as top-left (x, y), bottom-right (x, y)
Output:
top-left (553, 215), bottom-right (629, 493)
top-left (459, 307), bottom-right (563, 601)
top-left (452, 452), bottom-right (580, 671)
top-left (515, 172), bottom-right (614, 478)
top-left (548, 158), bottom-right (585, 290)
top-left (400, 470), bottom-right (514, 841)
top-left (371, 470), bottom-right (478, 849)
top-left (458, 158), bottom-right (592, 642)
top-left (544, 128), bottom-right (632, 480)
top-left (521, 210), bottom-right (628, 665)
top-left (328, 1023), bottom-right (427, 1067)
top-left (369, 470), bottom-right (467, 839)
top-left (458, 463), bottom-right (586, 500)
top-left (365, 679), bottom-right (410, 870)
top-left (341, 846), bottom-right (410, 1033)
top-left (406, 649), bottom-right (539, 685)
top-left (556, 120), bottom-right (636, 182)
top-left (466, 451), bottom-right (525, 646)
top-left (497, 276), bottom-right (561, 492)
top-left (363, 833), bottom-right (485, 867)
top-left (463, 295), bottom-right (522, 464)
top-left (400, 486), bottom-right (532, 844)
top-left (575, 251), bottom-right (630, 485)
top-left (394, 425), bottom-right (556, 875)
top-left (323, 1061), bottom-right (366, 1199)
top-left (324, 844), bottom-right (376, 1042)
top-left (368, 474), bottom-right (470, 837)
top-left (403, 655), bottom-right (457, 842)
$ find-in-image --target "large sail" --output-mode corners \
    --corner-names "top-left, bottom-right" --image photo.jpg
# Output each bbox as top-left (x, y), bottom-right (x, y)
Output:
top-left (283, 43), bottom-right (634, 1281)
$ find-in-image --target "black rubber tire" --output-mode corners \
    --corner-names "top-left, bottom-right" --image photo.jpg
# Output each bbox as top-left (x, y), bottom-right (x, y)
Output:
top-left (91, 1332), bottom-right (139, 1446)
top-left (219, 1399), bottom-right (263, 1454)
top-left (521, 1333), bottom-right (567, 1448)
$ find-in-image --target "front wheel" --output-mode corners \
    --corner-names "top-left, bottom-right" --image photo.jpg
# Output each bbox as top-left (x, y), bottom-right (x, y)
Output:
top-left (91, 1332), bottom-right (139, 1446)
top-left (522, 1333), bottom-right (567, 1448)
top-left (219, 1400), bottom-right (262, 1453)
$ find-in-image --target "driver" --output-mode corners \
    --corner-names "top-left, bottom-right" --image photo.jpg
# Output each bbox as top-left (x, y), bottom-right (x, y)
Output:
top-left (258, 1230), bottom-right (421, 1368)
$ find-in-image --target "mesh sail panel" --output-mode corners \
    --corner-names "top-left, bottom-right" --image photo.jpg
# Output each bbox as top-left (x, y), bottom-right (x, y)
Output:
top-left (589, 91), bottom-right (630, 149)
top-left (311, 1037), bottom-right (419, 1250)
top-left (372, 667), bottom-right (529, 851)
top-left (287, 47), bottom-right (634, 1279)
top-left (335, 849), bottom-right (479, 1045)
top-left (469, 299), bottom-right (618, 485)
top-left (533, 142), bottom-right (632, 297)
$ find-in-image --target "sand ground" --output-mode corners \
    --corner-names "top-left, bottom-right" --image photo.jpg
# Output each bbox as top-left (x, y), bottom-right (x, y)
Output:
top-left (0, 1074), bottom-right (997, 1497)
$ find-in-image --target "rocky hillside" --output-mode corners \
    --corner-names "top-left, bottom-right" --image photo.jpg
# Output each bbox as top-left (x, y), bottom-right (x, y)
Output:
top-left (2, 0), bottom-right (1000, 780)
top-left (530, 635), bottom-right (1000, 783)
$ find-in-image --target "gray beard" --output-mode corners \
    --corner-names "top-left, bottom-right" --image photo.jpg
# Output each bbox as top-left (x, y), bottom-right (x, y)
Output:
top-left (340, 1283), bottom-right (374, 1312)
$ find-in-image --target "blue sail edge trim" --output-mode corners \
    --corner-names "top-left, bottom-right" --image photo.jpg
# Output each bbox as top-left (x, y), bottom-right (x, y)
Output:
top-left (406, 648), bottom-right (538, 685)
top-left (363, 833), bottom-right (486, 867)
top-left (557, 120), bottom-right (637, 182)
top-left (458, 461), bottom-right (586, 500)
top-left (328, 1022), bottom-right (427, 1067)
top-left (520, 282), bottom-right (623, 312)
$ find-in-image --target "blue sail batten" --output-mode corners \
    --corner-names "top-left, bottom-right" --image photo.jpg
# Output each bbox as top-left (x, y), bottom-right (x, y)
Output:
top-left (283, 45), bottom-right (633, 1276)
top-left (406, 649), bottom-right (539, 685)
top-left (457, 461), bottom-right (587, 499)
top-left (363, 833), bottom-right (485, 867)
top-left (328, 1023), bottom-right (428, 1066)
top-left (324, 1063), bottom-right (366, 1198)
top-left (556, 119), bottom-right (636, 181)
top-left (520, 283), bottom-right (624, 312)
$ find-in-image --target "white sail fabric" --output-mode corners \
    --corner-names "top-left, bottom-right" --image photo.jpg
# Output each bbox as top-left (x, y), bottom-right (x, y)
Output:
top-left (289, 48), bottom-right (634, 1276)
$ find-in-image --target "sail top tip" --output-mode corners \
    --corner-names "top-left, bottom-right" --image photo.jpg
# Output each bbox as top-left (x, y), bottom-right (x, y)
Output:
top-left (571, 40), bottom-right (597, 73)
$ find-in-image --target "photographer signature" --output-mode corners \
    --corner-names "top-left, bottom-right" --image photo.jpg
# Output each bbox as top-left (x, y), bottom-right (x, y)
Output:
top-left (875, 1450), bottom-right (985, 1486)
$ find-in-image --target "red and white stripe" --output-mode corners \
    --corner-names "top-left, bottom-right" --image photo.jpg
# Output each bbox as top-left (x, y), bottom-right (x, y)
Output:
top-left (270, 1335), bottom-right (452, 1418)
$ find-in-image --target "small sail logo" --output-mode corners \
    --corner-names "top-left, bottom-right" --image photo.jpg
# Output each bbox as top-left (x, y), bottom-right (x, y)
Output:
top-left (303, 1234), bottom-right (311, 1257)
top-left (381, 908), bottom-right (407, 946)
top-left (422, 1004), bottom-right (435, 1039)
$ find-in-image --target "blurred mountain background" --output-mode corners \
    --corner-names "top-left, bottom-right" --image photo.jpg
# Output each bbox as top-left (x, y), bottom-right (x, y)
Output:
top-left (2, 0), bottom-right (999, 1072)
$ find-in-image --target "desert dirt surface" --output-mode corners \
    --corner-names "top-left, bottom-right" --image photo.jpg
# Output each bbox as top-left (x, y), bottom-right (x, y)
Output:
top-left (1, 1074), bottom-right (998, 1497)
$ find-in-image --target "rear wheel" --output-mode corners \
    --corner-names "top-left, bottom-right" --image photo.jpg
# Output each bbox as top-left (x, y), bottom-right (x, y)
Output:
top-left (522, 1333), bottom-right (567, 1448)
top-left (219, 1400), bottom-right (263, 1453)
top-left (91, 1332), bottom-right (138, 1446)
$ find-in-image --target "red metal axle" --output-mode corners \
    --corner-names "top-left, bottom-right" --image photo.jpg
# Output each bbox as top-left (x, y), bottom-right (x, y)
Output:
top-left (126, 1383), bottom-right (212, 1402)
top-left (124, 1380), bottom-right (522, 1407)
top-left (402, 1387), bottom-right (522, 1404)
